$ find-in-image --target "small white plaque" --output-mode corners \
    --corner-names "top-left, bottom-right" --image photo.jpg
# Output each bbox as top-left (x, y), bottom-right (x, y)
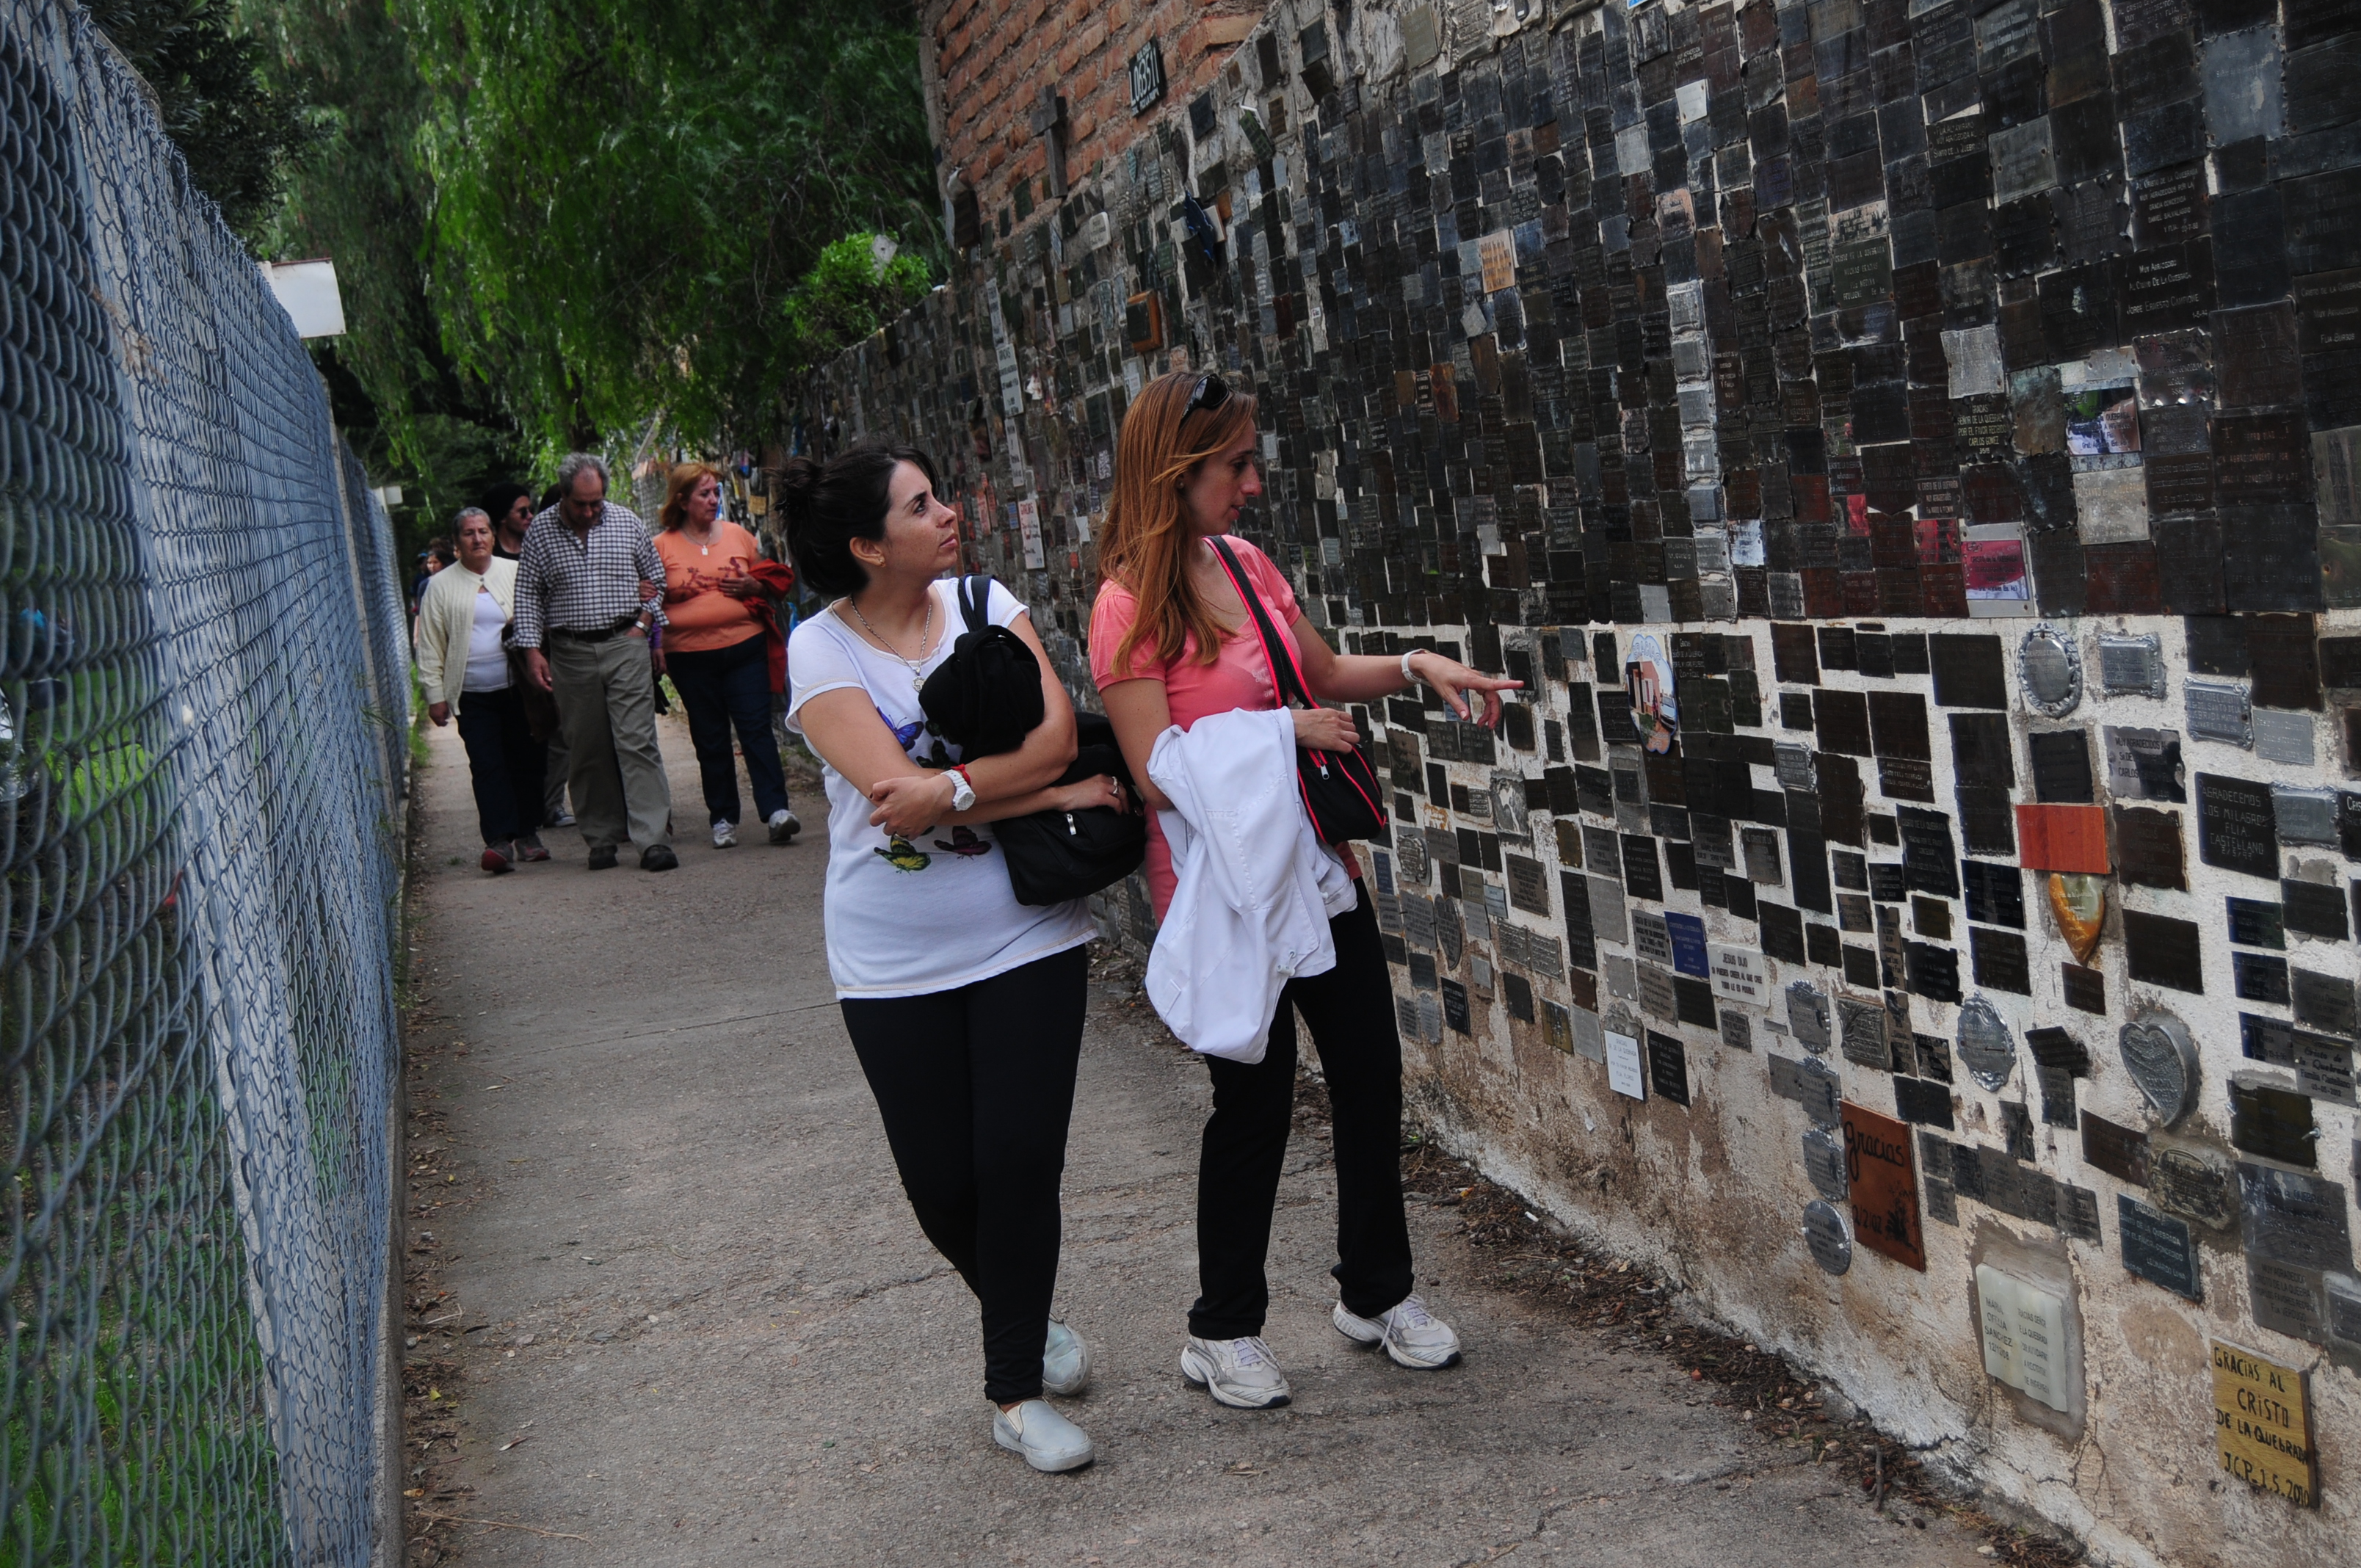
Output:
top-left (1976, 1264), bottom-right (2072, 1413)
top-left (1710, 943), bottom-right (1768, 1006)
top-left (1606, 1031), bottom-right (1647, 1101)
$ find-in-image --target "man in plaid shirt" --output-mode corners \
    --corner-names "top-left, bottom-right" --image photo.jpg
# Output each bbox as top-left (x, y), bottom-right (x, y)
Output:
top-left (516, 453), bottom-right (678, 871)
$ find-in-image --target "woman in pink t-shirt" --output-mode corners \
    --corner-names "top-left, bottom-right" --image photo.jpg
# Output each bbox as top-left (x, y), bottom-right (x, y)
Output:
top-left (1091, 369), bottom-right (1518, 1410)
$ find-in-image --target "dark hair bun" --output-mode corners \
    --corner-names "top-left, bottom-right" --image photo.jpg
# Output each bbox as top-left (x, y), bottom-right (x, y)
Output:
top-left (774, 456), bottom-right (823, 512)
top-left (777, 444), bottom-right (935, 599)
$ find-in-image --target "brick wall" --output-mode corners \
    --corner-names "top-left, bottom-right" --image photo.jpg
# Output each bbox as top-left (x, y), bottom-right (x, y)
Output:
top-left (820, 2), bottom-right (2361, 1561)
top-left (932, 0), bottom-right (1268, 237)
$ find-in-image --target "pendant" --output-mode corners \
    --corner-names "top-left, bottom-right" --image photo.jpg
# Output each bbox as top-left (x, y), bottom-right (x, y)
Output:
top-left (913, 674), bottom-right (924, 691)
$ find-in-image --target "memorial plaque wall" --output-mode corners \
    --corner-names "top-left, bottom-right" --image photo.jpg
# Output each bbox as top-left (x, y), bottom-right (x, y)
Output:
top-left (830, 4), bottom-right (2361, 1546)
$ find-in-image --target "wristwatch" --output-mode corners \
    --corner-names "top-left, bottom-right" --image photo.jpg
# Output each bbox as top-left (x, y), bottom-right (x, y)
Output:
top-left (1400, 649), bottom-right (1421, 685)
top-left (947, 765), bottom-right (977, 812)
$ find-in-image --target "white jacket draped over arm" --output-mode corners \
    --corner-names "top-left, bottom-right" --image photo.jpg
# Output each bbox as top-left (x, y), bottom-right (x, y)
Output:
top-left (1145, 708), bottom-right (1358, 1063)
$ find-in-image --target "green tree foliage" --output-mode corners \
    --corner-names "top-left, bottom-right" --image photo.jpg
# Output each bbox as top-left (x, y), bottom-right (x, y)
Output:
top-left (91, 0), bottom-right (312, 236)
top-left (403, 0), bottom-right (941, 457)
top-left (249, 0), bottom-right (526, 549)
top-left (786, 233), bottom-right (936, 374)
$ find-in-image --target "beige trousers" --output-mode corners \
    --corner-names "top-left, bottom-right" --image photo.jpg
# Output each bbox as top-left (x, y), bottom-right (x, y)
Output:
top-left (547, 632), bottom-right (671, 850)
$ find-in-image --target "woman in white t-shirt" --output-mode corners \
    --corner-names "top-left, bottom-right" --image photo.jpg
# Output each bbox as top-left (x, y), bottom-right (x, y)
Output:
top-left (781, 444), bottom-right (1117, 1474)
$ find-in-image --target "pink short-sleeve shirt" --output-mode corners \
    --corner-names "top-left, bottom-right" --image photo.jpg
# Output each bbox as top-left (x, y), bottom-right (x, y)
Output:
top-left (1089, 537), bottom-right (1354, 919)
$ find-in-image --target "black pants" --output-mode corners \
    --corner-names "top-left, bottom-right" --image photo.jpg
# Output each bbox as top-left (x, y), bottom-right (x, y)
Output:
top-left (840, 945), bottom-right (1089, 1404)
top-left (1191, 880), bottom-right (1414, 1340)
top-left (454, 686), bottom-right (547, 846)
top-left (664, 633), bottom-right (790, 827)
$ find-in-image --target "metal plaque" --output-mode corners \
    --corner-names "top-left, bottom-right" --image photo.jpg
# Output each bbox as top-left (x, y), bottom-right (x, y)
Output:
top-left (2293, 968), bottom-right (2360, 1039)
top-left (2103, 725), bottom-right (2186, 802)
top-left (1774, 741), bottom-right (1817, 794)
top-left (1956, 996), bottom-right (2018, 1091)
top-left (2186, 678), bottom-right (2255, 749)
top-left (2017, 625), bottom-right (2083, 718)
top-left (2120, 1009), bottom-right (2201, 1125)
top-left (1840, 997), bottom-right (1892, 1070)
top-left (1803, 1125), bottom-right (1850, 1201)
top-left (1395, 825), bottom-right (1430, 885)
top-left (2241, 1161), bottom-right (2349, 1279)
top-left (2097, 633), bottom-right (2167, 699)
top-left (2119, 1196), bottom-right (2202, 1301)
top-left (2153, 1144), bottom-right (2237, 1231)
top-left (2249, 1255), bottom-right (2328, 1342)
top-left (2083, 1111), bottom-right (2152, 1185)
top-left (2228, 1086), bottom-right (2323, 1171)
top-left (1787, 980), bottom-right (1832, 1054)
top-left (1647, 1030), bottom-right (1691, 1107)
top-left (2254, 710), bottom-right (2316, 767)
top-left (1802, 1199), bottom-right (1854, 1276)
top-left (2197, 773), bottom-right (2280, 879)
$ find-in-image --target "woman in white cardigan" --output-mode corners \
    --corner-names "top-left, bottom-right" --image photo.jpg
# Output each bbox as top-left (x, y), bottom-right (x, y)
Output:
top-left (417, 509), bottom-right (549, 871)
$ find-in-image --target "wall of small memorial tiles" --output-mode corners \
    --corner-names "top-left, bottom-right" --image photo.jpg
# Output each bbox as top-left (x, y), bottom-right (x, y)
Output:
top-left (813, 0), bottom-right (2360, 1556)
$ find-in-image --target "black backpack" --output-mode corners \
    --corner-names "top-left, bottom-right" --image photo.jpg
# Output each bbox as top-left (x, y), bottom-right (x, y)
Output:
top-left (917, 576), bottom-right (1044, 755)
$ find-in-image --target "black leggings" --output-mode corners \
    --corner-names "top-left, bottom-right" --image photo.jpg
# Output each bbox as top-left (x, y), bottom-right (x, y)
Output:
top-left (840, 944), bottom-right (1089, 1404)
top-left (1191, 880), bottom-right (1415, 1340)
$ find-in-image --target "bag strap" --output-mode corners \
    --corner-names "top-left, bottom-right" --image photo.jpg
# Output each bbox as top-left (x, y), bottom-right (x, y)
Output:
top-left (1208, 538), bottom-right (1314, 711)
top-left (957, 573), bottom-right (993, 635)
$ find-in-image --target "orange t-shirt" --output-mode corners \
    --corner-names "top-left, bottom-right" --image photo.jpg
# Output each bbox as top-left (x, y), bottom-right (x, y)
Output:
top-left (1089, 536), bottom-right (1356, 921)
top-left (652, 521), bottom-right (766, 653)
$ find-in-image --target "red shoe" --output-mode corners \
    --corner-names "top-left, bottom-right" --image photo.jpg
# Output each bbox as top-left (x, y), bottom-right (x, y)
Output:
top-left (481, 843), bottom-right (514, 874)
top-left (515, 832), bottom-right (551, 863)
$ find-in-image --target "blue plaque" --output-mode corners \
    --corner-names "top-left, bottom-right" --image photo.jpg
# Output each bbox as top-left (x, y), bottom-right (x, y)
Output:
top-left (1665, 911), bottom-right (1710, 978)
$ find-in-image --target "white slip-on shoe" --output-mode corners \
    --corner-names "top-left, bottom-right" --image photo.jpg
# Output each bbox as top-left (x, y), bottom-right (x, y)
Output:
top-left (1333, 1293), bottom-right (1463, 1370)
top-left (1042, 1318), bottom-right (1092, 1397)
top-left (1179, 1335), bottom-right (1293, 1408)
top-left (712, 819), bottom-right (739, 849)
top-left (992, 1398), bottom-right (1095, 1473)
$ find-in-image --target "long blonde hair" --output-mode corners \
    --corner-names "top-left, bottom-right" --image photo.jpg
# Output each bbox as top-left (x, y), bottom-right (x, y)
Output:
top-left (659, 460), bottom-right (724, 531)
top-left (1098, 370), bottom-right (1261, 678)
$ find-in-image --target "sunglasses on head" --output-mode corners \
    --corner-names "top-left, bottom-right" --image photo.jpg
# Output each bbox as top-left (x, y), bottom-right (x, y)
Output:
top-left (1186, 372), bottom-right (1231, 415)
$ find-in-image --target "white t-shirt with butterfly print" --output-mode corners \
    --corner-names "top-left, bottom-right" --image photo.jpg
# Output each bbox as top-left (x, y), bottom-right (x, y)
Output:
top-left (786, 576), bottom-right (1096, 998)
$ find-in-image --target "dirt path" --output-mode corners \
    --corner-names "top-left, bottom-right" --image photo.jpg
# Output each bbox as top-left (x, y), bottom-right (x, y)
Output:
top-left (396, 713), bottom-right (2011, 1566)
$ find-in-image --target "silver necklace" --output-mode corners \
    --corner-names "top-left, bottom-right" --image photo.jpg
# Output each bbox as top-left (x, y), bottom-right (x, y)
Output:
top-left (849, 595), bottom-right (934, 689)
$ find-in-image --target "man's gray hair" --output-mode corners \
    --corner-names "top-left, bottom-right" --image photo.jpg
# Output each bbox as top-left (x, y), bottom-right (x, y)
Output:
top-left (453, 506), bottom-right (490, 528)
top-left (555, 452), bottom-right (610, 496)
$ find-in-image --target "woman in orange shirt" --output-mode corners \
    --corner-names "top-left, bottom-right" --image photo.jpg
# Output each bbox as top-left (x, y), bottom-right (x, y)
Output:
top-left (653, 462), bottom-right (799, 848)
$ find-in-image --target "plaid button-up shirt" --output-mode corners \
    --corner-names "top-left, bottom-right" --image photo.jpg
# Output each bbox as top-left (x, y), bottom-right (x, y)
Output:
top-left (510, 502), bottom-right (667, 649)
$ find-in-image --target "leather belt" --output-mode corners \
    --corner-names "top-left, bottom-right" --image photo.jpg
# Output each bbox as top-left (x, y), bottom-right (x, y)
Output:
top-left (549, 616), bottom-right (641, 644)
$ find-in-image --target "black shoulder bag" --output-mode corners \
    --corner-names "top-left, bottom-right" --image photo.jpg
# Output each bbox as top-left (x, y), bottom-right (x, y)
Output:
top-left (993, 711), bottom-right (1147, 905)
top-left (916, 574), bottom-right (1146, 905)
top-left (918, 575), bottom-right (1044, 755)
top-left (1208, 538), bottom-right (1388, 845)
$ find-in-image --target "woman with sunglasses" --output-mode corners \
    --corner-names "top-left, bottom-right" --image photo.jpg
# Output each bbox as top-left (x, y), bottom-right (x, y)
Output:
top-left (1091, 371), bottom-right (1519, 1408)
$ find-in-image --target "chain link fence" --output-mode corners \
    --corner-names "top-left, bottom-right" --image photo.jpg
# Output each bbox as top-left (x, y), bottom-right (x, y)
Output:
top-left (4, 2), bottom-right (410, 1563)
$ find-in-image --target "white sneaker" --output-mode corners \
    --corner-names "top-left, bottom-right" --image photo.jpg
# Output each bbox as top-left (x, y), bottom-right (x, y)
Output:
top-left (766, 807), bottom-right (800, 844)
top-left (711, 819), bottom-right (738, 849)
top-left (1042, 1318), bottom-right (1091, 1397)
top-left (1180, 1335), bottom-right (1292, 1409)
top-left (992, 1398), bottom-right (1095, 1472)
top-left (1332, 1293), bottom-right (1462, 1370)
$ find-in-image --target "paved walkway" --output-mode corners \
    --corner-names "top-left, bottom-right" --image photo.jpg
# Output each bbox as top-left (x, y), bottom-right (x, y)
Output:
top-left (399, 714), bottom-right (1998, 1566)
